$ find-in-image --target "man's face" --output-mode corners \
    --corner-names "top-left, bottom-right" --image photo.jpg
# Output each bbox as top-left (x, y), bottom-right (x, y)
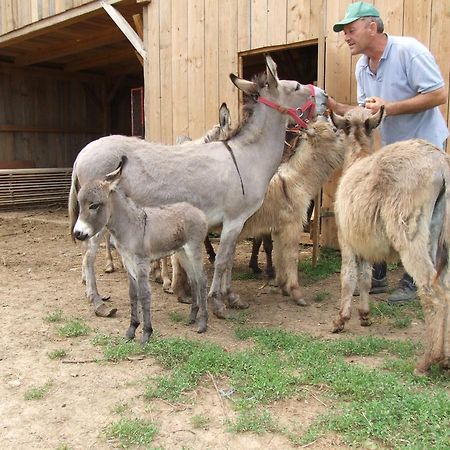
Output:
top-left (342, 19), bottom-right (373, 55)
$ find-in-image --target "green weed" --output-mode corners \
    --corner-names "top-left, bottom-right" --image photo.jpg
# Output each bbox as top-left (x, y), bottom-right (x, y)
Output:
top-left (299, 247), bottom-right (341, 283)
top-left (105, 418), bottom-right (158, 448)
top-left (48, 349), bottom-right (67, 360)
top-left (57, 319), bottom-right (90, 337)
top-left (24, 380), bottom-right (53, 400)
top-left (44, 310), bottom-right (64, 323)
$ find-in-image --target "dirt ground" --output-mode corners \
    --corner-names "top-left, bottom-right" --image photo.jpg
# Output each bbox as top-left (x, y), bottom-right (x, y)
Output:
top-left (0, 208), bottom-right (424, 449)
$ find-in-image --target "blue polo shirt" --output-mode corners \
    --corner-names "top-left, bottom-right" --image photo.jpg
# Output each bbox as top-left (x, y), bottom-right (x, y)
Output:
top-left (356, 35), bottom-right (449, 148)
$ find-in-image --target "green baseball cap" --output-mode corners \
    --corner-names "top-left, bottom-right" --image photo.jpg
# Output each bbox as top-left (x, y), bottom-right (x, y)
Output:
top-left (333, 2), bottom-right (380, 32)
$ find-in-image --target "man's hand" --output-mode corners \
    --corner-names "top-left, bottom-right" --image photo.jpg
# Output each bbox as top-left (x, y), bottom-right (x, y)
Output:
top-left (364, 96), bottom-right (388, 114)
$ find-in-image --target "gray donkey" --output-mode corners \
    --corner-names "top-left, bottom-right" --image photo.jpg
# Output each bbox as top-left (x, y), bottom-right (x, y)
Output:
top-left (69, 55), bottom-right (328, 319)
top-left (73, 156), bottom-right (209, 342)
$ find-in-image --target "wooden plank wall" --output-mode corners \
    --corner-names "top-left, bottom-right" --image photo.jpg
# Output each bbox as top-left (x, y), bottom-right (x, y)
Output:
top-left (143, 0), bottom-right (322, 143)
top-left (0, 0), bottom-right (94, 34)
top-left (0, 64), bottom-right (105, 167)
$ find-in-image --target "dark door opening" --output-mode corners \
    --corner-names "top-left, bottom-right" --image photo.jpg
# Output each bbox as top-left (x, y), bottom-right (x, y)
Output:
top-left (241, 44), bottom-right (318, 86)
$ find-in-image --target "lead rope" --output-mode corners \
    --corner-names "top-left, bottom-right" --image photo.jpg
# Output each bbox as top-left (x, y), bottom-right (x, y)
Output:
top-left (222, 140), bottom-right (245, 197)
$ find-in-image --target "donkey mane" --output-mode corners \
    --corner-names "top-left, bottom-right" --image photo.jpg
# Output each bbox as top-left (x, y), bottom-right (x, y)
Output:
top-left (224, 73), bottom-right (267, 141)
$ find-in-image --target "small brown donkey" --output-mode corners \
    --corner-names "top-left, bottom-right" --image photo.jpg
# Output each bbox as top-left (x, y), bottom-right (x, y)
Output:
top-left (331, 107), bottom-right (450, 376)
top-left (72, 156), bottom-right (209, 342)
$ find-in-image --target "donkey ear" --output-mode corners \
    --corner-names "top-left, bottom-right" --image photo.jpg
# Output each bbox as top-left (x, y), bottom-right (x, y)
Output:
top-left (265, 54), bottom-right (279, 90)
top-left (230, 73), bottom-right (259, 95)
top-left (104, 155), bottom-right (127, 189)
top-left (330, 110), bottom-right (350, 134)
top-left (219, 102), bottom-right (231, 131)
top-left (365, 106), bottom-right (384, 132)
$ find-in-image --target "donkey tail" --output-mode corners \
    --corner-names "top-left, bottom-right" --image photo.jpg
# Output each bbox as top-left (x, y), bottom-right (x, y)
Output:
top-left (68, 163), bottom-right (80, 242)
top-left (434, 178), bottom-right (449, 281)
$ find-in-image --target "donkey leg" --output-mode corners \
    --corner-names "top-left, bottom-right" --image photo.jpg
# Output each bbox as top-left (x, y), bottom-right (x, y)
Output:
top-left (83, 232), bottom-right (117, 318)
top-left (160, 257), bottom-right (172, 292)
top-left (400, 248), bottom-right (446, 375)
top-left (180, 247), bottom-right (208, 333)
top-left (357, 259), bottom-right (372, 327)
top-left (273, 228), bottom-right (306, 306)
top-left (137, 266), bottom-right (153, 344)
top-left (209, 224), bottom-right (243, 318)
top-left (262, 234), bottom-right (275, 279)
top-left (126, 272), bottom-right (140, 340)
top-left (333, 245), bottom-right (358, 333)
top-left (104, 231), bottom-right (115, 273)
top-left (204, 236), bottom-right (216, 264)
top-left (149, 260), bottom-right (162, 283)
top-left (177, 251), bottom-right (199, 323)
top-left (171, 254), bottom-right (192, 303)
top-left (248, 237), bottom-right (263, 273)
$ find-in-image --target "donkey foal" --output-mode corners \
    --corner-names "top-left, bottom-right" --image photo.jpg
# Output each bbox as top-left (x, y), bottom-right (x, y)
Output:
top-left (73, 157), bottom-right (209, 342)
top-left (331, 107), bottom-right (450, 375)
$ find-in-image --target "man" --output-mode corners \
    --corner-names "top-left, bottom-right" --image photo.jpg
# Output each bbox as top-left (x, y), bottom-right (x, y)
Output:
top-left (328, 1), bottom-right (449, 304)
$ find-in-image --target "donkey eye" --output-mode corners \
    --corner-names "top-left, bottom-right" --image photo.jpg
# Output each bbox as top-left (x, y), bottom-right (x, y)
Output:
top-left (295, 83), bottom-right (300, 91)
top-left (89, 203), bottom-right (100, 211)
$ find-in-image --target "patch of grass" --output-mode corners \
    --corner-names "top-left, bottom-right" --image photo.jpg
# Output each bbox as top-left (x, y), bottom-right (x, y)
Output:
top-left (48, 349), bottom-right (67, 360)
top-left (57, 319), bottom-right (90, 338)
top-left (112, 402), bottom-right (130, 415)
top-left (56, 445), bottom-right (72, 450)
top-left (387, 262), bottom-right (400, 271)
top-left (225, 311), bottom-right (249, 325)
top-left (104, 339), bottom-right (144, 362)
top-left (24, 380), bottom-right (53, 400)
top-left (228, 408), bottom-right (279, 434)
top-left (370, 300), bottom-right (423, 329)
top-left (313, 291), bottom-right (330, 302)
top-left (105, 418), bottom-right (158, 448)
top-left (232, 270), bottom-right (260, 280)
top-left (44, 310), bottom-right (64, 323)
top-left (94, 328), bottom-right (449, 449)
top-left (169, 311), bottom-right (184, 323)
top-left (299, 247), bottom-right (341, 282)
top-left (190, 414), bottom-right (210, 429)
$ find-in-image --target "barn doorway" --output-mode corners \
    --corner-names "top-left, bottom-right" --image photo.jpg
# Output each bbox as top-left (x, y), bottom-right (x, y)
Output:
top-left (241, 43), bottom-right (318, 87)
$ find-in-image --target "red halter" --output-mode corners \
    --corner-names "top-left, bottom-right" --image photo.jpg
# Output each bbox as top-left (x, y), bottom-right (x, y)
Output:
top-left (257, 83), bottom-right (316, 130)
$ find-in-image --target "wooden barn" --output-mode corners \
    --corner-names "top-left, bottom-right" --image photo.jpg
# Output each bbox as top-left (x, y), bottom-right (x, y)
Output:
top-left (0, 0), bottom-right (449, 247)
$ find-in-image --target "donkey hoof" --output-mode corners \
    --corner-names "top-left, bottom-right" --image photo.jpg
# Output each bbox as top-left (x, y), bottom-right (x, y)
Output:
top-left (360, 318), bottom-right (372, 327)
top-left (197, 322), bottom-right (207, 333)
top-left (295, 298), bottom-right (308, 306)
top-left (125, 329), bottom-right (136, 340)
top-left (332, 321), bottom-right (345, 333)
top-left (213, 305), bottom-right (228, 319)
top-left (413, 367), bottom-right (428, 377)
top-left (95, 304), bottom-right (117, 318)
top-left (104, 264), bottom-right (115, 273)
top-left (249, 264), bottom-right (262, 274)
top-left (178, 296), bottom-right (192, 305)
top-left (141, 329), bottom-right (153, 344)
top-left (228, 294), bottom-right (249, 309)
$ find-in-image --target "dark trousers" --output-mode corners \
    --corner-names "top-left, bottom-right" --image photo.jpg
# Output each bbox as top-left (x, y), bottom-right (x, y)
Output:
top-left (372, 262), bottom-right (415, 289)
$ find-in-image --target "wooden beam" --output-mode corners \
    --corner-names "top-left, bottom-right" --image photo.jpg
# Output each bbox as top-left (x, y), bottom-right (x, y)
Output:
top-left (101, 1), bottom-right (146, 60)
top-left (15, 29), bottom-right (125, 67)
top-left (0, 0), bottom-right (135, 48)
top-left (132, 14), bottom-right (144, 39)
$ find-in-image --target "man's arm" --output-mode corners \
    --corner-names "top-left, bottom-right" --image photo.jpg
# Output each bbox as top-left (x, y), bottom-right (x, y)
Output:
top-left (364, 87), bottom-right (447, 115)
